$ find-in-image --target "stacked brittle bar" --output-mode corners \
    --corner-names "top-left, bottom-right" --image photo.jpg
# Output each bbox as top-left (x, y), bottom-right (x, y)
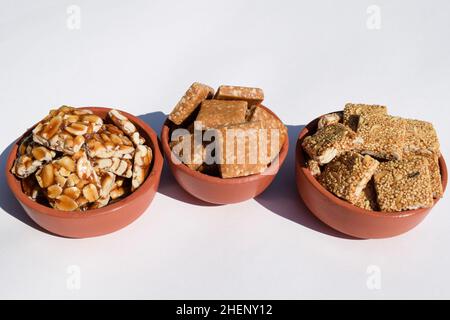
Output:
top-left (167, 83), bottom-right (287, 178)
top-left (302, 103), bottom-right (443, 212)
top-left (11, 106), bottom-right (153, 211)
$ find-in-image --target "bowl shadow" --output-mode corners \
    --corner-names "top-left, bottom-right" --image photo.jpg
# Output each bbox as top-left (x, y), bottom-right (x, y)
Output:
top-left (139, 111), bottom-right (219, 207)
top-left (254, 124), bottom-right (360, 240)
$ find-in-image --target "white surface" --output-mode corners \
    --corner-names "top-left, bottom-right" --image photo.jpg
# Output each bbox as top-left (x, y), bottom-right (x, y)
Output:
top-left (1, 0), bottom-right (449, 299)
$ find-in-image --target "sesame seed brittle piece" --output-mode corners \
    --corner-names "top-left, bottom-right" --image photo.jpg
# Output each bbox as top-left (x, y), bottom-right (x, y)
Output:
top-left (318, 112), bottom-right (343, 130)
top-left (319, 152), bottom-right (379, 204)
top-left (343, 103), bottom-right (387, 131)
top-left (373, 157), bottom-right (434, 212)
top-left (354, 179), bottom-right (379, 211)
top-left (302, 123), bottom-right (359, 165)
top-left (403, 119), bottom-right (440, 156)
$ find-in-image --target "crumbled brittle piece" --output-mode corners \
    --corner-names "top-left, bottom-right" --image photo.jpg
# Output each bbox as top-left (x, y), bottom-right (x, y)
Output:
top-left (168, 82), bottom-right (214, 125)
top-left (169, 133), bottom-right (204, 171)
top-left (109, 109), bottom-right (145, 146)
top-left (403, 119), bottom-right (440, 156)
top-left (306, 159), bottom-right (321, 177)
top-left (35, 151), bottom-right (102, 211)
top-left (132, 145), bottom-right (153, 191)
top-left (302, 123), bottom-right (359, 165)
top-left (215, 85), bottom-right (264, 106)
top-left (318, 112), bottom-right (342, 130)
top-left (319, 152), bottom-right (379, 204)
top-left (357, 114), bottom-right (406, 160)
top-left (216, 121), bottom-right (268, 178)
top-left (354, 179), bottom-right (379, 211)
top-left (32, 106), bottom-right (103, 155)
top-left (11, 136), bottom-right (56, 178)
top-left (373, 157), bottom-right (434, 212)
top-left (85, 124), bottom-right (135, 159)
top-left (196, 100), bottom-right (247, 129)
top-left (343, 103), bottom-right (387, 131)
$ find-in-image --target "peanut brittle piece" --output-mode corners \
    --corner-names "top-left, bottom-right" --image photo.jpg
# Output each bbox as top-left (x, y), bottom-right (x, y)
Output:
top-left (249, 105), bottom-right (288, 160)
top-left (374, 157), bottom-right (434, 212)
top-left (11, 136), bottom-right (57, 178)
top-left (169, 133), bottom-right (204, 171)
top-left (403, 119), bottom-right (440, 156)
top-left (132, 145), bottom-right (153, 191)
top-left (32, 106), bottom-right (103, 155)
top-left (343, 103), bottom-right (387, 131)
top-left (302, 123), bottom-right (359, 165)
top-left (108, 109), bottom-right (145, 146)
top-left (318, 112), bottom-right (342, 130)
top-left (169, 82), bottom-right (214, 125)
top-left (196, 100), bottom-right (247, 129)
top-left (86, 124), bottom-right (135, 159)
top-left (215, 85), bottom-right (264, 106)
top-left (357, 114), bottom-right (406, 160)
top-left (110, 177), bottom-right (131, 201)
top-left (216, 121), bottom-right (268, 178)
top-left (90, 171), bottom-right (116, 209)
top-left (94, 157), bottom-right (133, 178)
top-left (354, 179), bottom-right (379, 211)
top-left (35, 151), bottom-right (102, 211)
top-left (319, 152), bottom-right (379, 204)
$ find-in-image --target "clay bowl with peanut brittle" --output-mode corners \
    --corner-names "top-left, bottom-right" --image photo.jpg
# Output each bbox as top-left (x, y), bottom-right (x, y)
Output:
top-left (161, 104), bottom-right (289, 204)
top-left (296, 114), bottom-right (447, 239)
top-left (6, 107), bottom-right (163, 238)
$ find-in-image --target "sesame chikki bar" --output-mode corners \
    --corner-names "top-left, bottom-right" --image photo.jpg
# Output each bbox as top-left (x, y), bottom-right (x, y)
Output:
top-left (215, 85), bottom-right (264, 106)
top-left (168, 82), bottom-right (214, 125)
top-left (343, 103), bottom-right (387, 131)
top-left (354, 179), bottom-right (379, 211)
top-left (317, 112), bottom-right (342, 130)
top-left (404, 153), bottom-right (443, 199)
top-left (306, 159), bottom-right (321, 177)
top-left (196, 100), bottom-right (247, 129)
top-left (318, 152), bottom-right (379, 204)
top-left (357, 114), bottom-right (406, 160)
top-left (373, 157), bottom-right (434, 212)
top-left (403, 118), bottom-right (440, 156)
top-left (302, 123), bottom-right (359, 165)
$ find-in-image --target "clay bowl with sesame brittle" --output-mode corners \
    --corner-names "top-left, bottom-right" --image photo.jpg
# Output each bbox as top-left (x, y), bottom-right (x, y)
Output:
top-left (161, 105), bottom-right (289, 204)
top-left (6, 107), bottom-right (163, 238)
top-left (296, 113), bottom-right (447, 239)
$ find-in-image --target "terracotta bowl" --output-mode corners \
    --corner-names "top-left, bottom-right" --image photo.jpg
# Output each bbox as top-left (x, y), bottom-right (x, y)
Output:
top-left (296, 114), bottom-right (448, 239)
top-left (161, 105), bottom-right (289, 204)
top-left (6, 107), bottom-right (164, 238)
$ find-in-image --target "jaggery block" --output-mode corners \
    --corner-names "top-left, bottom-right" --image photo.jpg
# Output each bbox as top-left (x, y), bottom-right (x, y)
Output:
top-left (307, 159), bottom-right (321, 177)
top-left (250, 105), bottom-right (288, 159)
top-left (216, 121), bottom-right (268, 178)
top-left (302, 123), bottom-right (359, 165)
top-left (196, 100), bottom-right (247, 129)
top-left (318, 112), bottom-right (342, 130)
top-left (169, 133), bottom-right (204, 171)
top-left (373, 157), bottom-right (434, 212)
top-left (357, 114), bottom-right (406, 160)
top-left (168, 82), bottom-right (214, 125)
top-left (354, 180), bottom-right (379, 211)
top-left (343, 103), bottom-right (387, 131)
top-left (215, 85), bottom-right (264, 105)
top-left (403, 119), bottom-right (440, 156)
top-left (319, 152), bottom-right (379, 204)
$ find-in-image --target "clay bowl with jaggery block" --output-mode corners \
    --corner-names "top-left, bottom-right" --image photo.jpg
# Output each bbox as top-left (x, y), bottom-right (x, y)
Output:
top-left (161, 105), bottom-right (289, 204)
top-left (295, 113), bottom-right (448, 239)
top-left (6, 107), bottom-right (163, 238)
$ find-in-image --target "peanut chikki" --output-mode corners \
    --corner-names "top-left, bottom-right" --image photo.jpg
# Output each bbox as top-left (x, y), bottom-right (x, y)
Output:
top-left (317, 112), bottom-right (342, 130)
top-left (343, 103), bottom-right (387, 131)
top-left (215, 85), bottom-right (264, 106)
top-left (169, 133), bottom-right (204, 171)
top-left (33, 106), bottom-right (103, 155)
top-left (196, 100), bottom-right (247, 129)
top-left (85, 124), bottom-right (135, 159)
top-left (403, 119), bottom-right (440, 156)
top-left (373, 157), bottom-right (434, 212)
top-left (319, 152), bottom-right (379, 204)
top-left (216, 121), bottom-right (268, 178)
top-left (109, 109), bottom-right (145, 146)
top-left (132, 145), bottom-right (153, 191)
top-left (302, 123), bottom-right (359, 165)
top-left (357, 114), bottom-right (406, 160)
top-left (168, 82), bottom-right (214, 125)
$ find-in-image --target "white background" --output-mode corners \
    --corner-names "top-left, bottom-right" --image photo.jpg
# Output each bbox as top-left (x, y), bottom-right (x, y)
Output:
top-left (1, 0), bottom-right (449, 299)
